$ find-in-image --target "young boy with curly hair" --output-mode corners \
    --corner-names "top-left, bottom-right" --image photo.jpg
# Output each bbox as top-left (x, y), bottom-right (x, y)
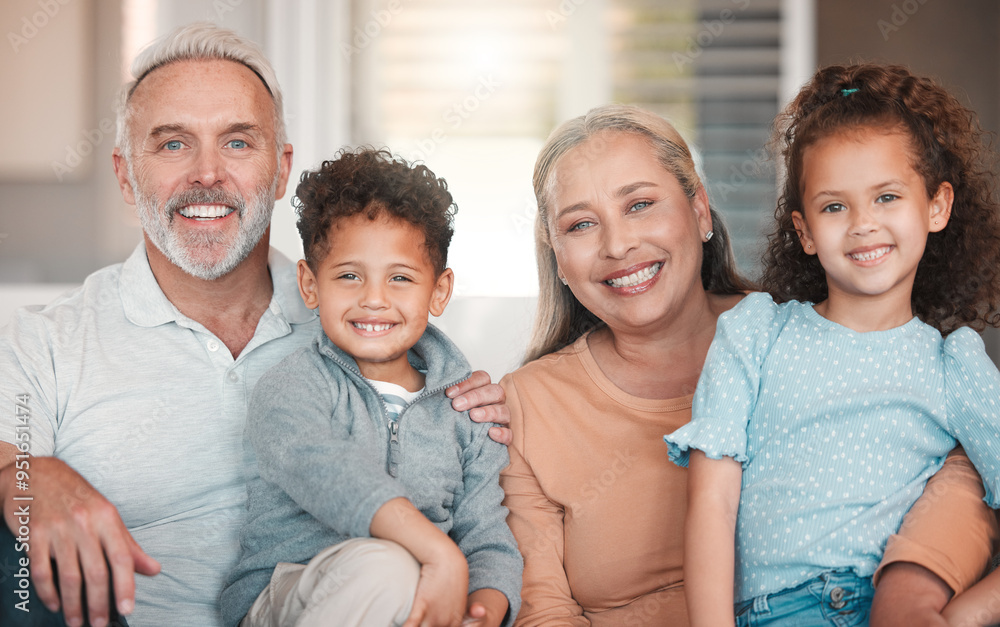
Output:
top-left (221, 148), bottom-right (522, 627)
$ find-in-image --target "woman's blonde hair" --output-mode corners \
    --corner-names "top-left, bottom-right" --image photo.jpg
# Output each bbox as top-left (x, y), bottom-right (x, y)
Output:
top-left (524, 104), bottom-right (751, 364)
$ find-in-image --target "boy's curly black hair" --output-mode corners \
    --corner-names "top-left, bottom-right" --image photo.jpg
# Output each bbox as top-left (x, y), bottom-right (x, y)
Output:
top-left (293, 147), bottom-right (456, 275)
top-left (762, 63), bottom-right (1000, 335)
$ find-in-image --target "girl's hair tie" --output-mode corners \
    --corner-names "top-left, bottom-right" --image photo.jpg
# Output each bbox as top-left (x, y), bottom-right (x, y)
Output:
top-left (840, 87), bottom-right (860, 96)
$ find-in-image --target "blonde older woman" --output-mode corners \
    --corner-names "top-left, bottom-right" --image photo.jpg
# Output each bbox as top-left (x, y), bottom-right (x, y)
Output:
top-left (499, 105), bottom-right (751, 625)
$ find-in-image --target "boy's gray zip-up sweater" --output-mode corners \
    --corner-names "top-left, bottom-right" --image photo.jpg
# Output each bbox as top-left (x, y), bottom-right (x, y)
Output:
top-left (221, 324), bottom-right (522, 625)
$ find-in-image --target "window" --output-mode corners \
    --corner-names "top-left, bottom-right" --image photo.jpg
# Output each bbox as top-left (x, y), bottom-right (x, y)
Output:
top-left (349, 0), bottom-right (785, 296)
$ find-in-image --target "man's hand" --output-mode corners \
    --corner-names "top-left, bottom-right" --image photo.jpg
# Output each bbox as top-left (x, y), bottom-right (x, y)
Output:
top-left (0, 455), bottom-right (160, 627)
top-left (446, 370), bottom-right (511, 445)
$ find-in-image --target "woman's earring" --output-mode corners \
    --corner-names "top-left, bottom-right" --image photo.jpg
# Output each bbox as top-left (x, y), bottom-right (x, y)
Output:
top-left (559, 276), bottom-right (568, 286)
top-left (704, 230), bottom-right (714, 242)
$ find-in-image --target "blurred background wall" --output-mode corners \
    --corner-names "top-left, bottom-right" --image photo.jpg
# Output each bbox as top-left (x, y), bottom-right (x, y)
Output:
top-left (2, 0), bottom-right (998, 375)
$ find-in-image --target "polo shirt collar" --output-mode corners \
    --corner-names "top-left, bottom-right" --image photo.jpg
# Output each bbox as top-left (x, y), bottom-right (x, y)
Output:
top-left (120, 242), bottom-right (179, 327)
top-left (119, 241), bottom-right (315, 328)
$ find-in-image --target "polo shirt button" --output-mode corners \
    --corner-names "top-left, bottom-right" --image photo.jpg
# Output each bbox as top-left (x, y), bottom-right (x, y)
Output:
top-left (228, 372), bottom-right (239, 383)
top-left (207, 339), bottom-right (220, 352)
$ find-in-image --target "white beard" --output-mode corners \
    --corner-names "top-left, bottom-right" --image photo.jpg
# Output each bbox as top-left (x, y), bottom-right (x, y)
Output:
top-left (132, 174), bottom-right (278, 281)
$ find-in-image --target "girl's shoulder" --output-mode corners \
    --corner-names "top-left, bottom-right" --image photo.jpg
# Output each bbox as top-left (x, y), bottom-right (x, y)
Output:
top-left (942, 326), bottom-right (990, 362)
top-left (719, 291), bottom-right (807, 329)
top-left (938, 326), bottom-right (1000, 405)
top-left (711, 292), bottom-right (809, 362)
top-left (941, 327), bottom-right (1000, 448)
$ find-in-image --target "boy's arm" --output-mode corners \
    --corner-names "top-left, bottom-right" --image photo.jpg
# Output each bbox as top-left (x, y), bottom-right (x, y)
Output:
top-left (249, 362), bottom-right (408, 538)
top-left (449, 424), bottom-right (523, 626)
top-left (370, 498), bottom-right (469, 627)
top-left (465, 588), bottom-right (509, 627)
top-left (685, 450), bottom-right (742, 627)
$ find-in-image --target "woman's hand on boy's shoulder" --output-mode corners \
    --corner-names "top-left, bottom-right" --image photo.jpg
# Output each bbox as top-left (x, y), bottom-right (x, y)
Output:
top-left (446, 371), bottom-right (512, 446)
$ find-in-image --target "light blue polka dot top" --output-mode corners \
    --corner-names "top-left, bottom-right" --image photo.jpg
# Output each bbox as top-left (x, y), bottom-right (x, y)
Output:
top-left (665, 292), bottom-right (1000, 602)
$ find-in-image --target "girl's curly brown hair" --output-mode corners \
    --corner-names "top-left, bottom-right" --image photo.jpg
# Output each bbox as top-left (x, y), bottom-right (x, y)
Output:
top-left (293, 147), bottom-right (456, 275)
top-left (761, 63), bottom-right (1000, 335)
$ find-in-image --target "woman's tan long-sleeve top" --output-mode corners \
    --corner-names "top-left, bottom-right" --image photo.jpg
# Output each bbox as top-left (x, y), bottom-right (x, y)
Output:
top-left (500, 334), bottom-right (690, 626)
top-left (874, 447), bottom-right (999, 595)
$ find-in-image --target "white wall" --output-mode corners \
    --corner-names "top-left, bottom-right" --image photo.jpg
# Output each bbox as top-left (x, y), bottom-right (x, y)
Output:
top-left (0, 284), bottom-right (79, 324)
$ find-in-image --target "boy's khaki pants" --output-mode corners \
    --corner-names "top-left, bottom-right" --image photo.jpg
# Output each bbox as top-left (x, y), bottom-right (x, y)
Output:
top-left (241, 538), bottom-right (421, 627)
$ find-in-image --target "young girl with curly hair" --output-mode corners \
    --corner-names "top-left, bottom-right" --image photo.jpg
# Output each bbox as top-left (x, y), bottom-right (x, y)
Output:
top-left (665, 63), bottom-right (1000, 625)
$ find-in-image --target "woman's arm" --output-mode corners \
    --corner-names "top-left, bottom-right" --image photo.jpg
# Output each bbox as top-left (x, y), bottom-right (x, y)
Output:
top-left (942, 566), bottom-right (1000, 626)
top-left (871, 563), bottom-right (952, 627)
top-left (501, 446), bottom-right (586, 626)
top-left (685, 450), bottom-right (742, 627)
top-left (871, 448), bottom-right (999, 626)
top-left (499, 376), bottom-right (589, 627)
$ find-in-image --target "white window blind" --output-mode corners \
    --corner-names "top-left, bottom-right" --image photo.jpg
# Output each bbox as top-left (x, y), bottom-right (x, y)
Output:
top-left (610, 0), bottom-right (781, 270)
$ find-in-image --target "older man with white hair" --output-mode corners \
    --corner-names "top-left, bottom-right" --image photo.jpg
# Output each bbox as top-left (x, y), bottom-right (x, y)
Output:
top-left (0, 23), bottom-right (509, 627)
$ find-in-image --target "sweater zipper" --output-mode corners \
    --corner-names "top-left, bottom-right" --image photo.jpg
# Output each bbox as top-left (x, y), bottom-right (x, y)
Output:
top-left (323, 348), bottom-right (470, 478)
top-left (387, 418), bottom-right (400, 476)
top-left (384, 375), bottom-right (470, 478)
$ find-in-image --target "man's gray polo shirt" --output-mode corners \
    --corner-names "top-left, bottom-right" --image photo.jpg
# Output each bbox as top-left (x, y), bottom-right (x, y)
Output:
top-left (0, 242), bottom-right (317, 626)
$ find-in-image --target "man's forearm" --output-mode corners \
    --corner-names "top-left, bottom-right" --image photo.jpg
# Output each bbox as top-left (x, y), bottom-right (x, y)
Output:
top-left (0, 440), bottom-right (17, 468)
top-left (0, 442), bottom-right (27, 526)
top-left (0, 450), bottom-right (160, 626)
top-left (0, 441), bottom-right (20, 497)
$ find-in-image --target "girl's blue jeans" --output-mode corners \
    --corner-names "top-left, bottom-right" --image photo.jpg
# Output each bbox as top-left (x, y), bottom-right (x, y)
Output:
top-left (735, 569), bottom-right (874, 627)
